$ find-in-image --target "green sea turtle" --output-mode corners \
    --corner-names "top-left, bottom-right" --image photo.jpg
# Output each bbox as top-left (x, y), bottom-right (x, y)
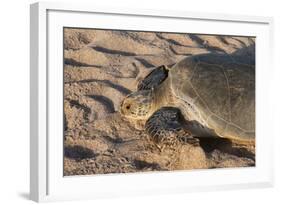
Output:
top-left (120, 47), bottom-right (255, 149)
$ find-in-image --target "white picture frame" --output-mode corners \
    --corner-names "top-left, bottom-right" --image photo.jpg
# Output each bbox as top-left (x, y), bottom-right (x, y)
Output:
top-left (30, 2), bottom-right (274, 202)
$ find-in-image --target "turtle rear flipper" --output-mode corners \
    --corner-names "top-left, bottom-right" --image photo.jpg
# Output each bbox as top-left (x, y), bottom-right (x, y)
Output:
top-left (137, 65), bottom-right (169, 91)
top-left (145, 107), bottom-right (199, 151)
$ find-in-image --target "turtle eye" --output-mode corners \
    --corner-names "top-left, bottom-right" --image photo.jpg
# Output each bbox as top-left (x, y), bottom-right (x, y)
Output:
top-left (126, 104), bottom-right (131, 110)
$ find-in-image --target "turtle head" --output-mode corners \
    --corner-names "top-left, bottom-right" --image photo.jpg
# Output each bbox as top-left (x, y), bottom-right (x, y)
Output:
top-left (120, 90), bottom-right (154, 120)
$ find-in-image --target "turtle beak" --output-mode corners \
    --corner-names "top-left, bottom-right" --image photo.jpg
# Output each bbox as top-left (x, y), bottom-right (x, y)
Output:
top-left (119, 99), bottom-right (124, 115)
top-left (119, 98), bottom-right (129, 117)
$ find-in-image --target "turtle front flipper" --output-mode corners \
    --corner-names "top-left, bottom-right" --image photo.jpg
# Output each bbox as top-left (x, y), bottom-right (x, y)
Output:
top-left (145, 107), bottom-right (199, 151)
top-left (137, 65), bottom-right (169, 91)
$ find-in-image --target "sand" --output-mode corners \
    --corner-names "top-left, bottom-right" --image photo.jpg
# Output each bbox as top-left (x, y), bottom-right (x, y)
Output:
top-left (63, 28), bottom-right (255, 176)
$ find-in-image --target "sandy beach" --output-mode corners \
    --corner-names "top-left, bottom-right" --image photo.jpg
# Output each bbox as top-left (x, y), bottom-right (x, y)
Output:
top-left (63, 28), bottom-right (255, 176)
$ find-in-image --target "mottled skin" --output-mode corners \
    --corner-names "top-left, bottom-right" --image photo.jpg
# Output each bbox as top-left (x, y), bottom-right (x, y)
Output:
top-left (120, 46), bottom-right (255, 148)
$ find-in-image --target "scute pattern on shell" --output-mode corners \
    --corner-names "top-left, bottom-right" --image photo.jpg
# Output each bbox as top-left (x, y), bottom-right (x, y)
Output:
top-left (169, 46), bottom-right (255, 141)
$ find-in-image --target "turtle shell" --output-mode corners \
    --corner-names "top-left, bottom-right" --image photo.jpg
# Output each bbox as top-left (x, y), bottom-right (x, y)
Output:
top-left (169, 47), bottom-right (255, 141)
